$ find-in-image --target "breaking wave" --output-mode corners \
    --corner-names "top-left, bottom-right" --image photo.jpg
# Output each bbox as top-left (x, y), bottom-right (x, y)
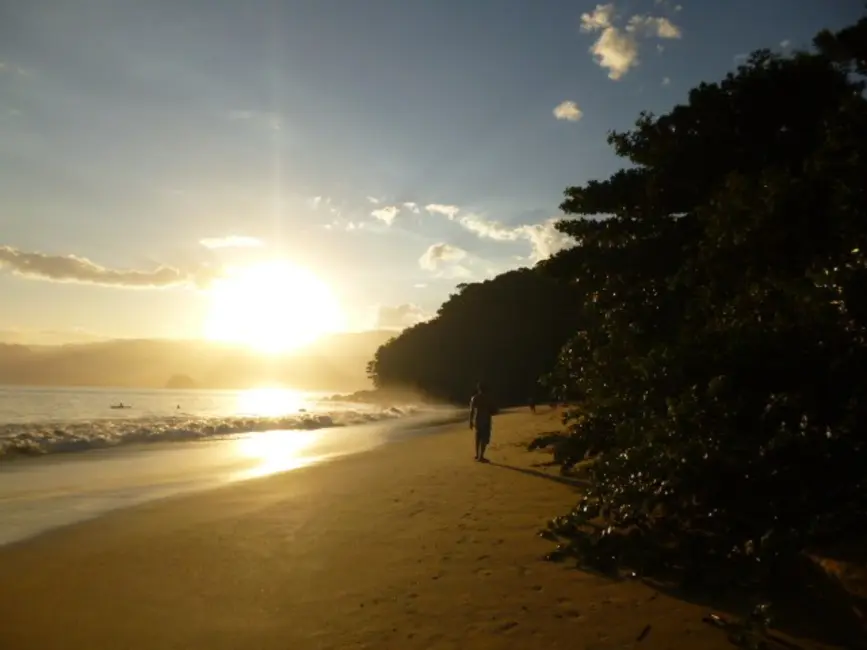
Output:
top-left (0, 406), bottom-right (418, 460)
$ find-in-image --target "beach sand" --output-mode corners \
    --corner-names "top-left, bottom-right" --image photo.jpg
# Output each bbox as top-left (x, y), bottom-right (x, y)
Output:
top-left (0, 410), bottom-right (823, 649)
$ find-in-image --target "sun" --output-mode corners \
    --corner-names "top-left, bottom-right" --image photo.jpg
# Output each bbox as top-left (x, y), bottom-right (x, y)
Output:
top-left (204, 260), bottom-right (345, 353)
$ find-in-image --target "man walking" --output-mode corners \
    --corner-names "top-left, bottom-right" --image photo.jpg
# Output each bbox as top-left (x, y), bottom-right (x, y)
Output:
top-left (469, 383), bottom-right (494, 462)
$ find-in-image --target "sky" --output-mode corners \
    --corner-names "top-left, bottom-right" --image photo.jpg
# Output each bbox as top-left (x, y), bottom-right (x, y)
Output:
top-left (0, 0), bottom-right (863, 345)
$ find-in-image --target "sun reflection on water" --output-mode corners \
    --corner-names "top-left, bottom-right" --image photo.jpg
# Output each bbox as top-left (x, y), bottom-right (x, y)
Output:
top-left (234, 429), bottom-right (326, 480)
top-left (234, 387), bottom-right (306, 418)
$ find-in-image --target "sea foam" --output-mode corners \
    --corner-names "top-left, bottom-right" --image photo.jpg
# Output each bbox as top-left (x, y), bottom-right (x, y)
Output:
top-left (0, 406), bottom-right (416, 460)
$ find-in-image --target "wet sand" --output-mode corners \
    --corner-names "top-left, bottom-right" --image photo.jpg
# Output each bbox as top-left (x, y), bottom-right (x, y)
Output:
top-left (0, 410), bottom-right (798, 649)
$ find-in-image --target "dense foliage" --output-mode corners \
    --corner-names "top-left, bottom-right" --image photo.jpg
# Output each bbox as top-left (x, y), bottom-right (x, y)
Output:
top-left (536, 16), bottom-right (867, 585)
top-left (367, 268), bottom-right (580, 405)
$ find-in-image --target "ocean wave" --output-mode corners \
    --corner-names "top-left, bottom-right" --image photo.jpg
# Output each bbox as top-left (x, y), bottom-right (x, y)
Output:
top-left (0, 406), bottom-right (418, 460)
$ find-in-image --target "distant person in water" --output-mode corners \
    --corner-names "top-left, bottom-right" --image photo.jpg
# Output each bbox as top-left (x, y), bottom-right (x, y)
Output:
top-left (469, 383), bottom-right (494, 462)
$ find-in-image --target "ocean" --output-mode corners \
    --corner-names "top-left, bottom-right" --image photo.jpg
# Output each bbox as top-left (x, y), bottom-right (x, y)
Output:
top-left (0, 385), bottom-right (459, 546)
top-left (0, 385), bottom-right (417, 460)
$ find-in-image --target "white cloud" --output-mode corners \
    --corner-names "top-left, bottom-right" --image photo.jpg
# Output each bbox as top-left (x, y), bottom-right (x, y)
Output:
top-left (425, 204), bottom-right (460, 219)
top-left (419, 243), bottom-right (467, 271)
top-left (308, 196), bottom-right (323, 209)
top-left (587, 24), bottom-right (640, 80)
top-left (553, 100), bottom-right (583, 122)
top-left (414, 283), bottom-right (427, 288)
top-left (662, 76), bottom-right (671, 86)
top-left (460, 215), bottom-right (574, 262)
top-left (424, 205), bottom-right (575, 263)
top-left (375, 303), bottom-right (429, 330)
top-left (580, 3), bottom-right (682, 80)
top-left (780, 39), bottom-right (791, 49)
top-left (517, 219), bottom-right (576, 262)
top-left (403, 202), bottom-right (420, 214)
top-left (367, 196), bottom-right (381, 204)
top-left (199, 236), bottom-right (263, 249)
top-left (371, 205), bottom-right (400, 225)
top-left (627, 15), bottom-right (681, 39)
top-left (0, 246), bottom-right (213, 289)
top-left (580, 4), bottom-right (616, 31)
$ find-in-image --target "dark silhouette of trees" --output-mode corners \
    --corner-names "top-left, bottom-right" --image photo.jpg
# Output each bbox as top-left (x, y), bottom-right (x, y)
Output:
top-left (367, 268), bottom-right (580, 405)
top-left (536, 15), bottom-right (867, 586)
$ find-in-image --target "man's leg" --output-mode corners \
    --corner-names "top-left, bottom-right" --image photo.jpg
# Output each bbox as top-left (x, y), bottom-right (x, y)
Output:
top-left (478, 427), bottom-right (491, 461)
top-left (474, 431), bottom-right (481, 460)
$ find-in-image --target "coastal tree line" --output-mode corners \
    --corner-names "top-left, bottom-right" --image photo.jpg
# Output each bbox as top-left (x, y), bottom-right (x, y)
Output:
top-left (367, 13), bottom-right (867, 588)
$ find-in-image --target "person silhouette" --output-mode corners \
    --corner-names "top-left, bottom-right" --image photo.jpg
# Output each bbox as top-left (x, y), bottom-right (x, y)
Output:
top-left (469, 382), bottom-right (494, 462)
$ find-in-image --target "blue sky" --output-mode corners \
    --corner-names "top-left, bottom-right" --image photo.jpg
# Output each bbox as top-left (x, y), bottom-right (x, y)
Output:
top-left (0, 0), bottom-right (862, 344)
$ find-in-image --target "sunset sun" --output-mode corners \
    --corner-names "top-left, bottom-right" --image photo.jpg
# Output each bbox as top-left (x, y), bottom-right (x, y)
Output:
top-left (205, 260), bottom-right (344, 353)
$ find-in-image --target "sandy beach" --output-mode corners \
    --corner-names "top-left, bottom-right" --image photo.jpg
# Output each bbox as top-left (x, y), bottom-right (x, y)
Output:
top-left (0, 410), bottom-right (809, 649)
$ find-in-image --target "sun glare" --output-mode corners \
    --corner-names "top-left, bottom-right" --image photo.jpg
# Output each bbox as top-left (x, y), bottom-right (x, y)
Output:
top-left (205, 260), bottom-right (344, 353)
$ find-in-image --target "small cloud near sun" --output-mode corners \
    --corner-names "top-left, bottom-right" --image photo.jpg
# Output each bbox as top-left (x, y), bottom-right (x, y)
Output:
top-left (199, 236), bottom-right (263, 249)
top-left (419, 243), bottom-right (467, 271)
top-left (553, 100), bottom-right (583, 122)
top-left (371, 205), bottom-right (400, 225)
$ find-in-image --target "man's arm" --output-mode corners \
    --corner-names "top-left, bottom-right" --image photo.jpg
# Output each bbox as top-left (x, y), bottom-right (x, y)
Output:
top-left (469, 396), bottom-right (476, 428)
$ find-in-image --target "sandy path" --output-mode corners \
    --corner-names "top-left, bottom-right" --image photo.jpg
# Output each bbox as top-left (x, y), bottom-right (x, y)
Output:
top-left (0, 410), bottom-right (779, 649)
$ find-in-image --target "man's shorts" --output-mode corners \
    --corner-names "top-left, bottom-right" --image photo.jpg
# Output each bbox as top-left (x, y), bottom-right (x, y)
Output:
top-left (475, 425), bottom-right (491, 444)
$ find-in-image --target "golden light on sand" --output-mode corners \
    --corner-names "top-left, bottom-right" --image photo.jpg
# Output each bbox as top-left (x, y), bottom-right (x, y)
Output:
top-left (205, 260), bottom-right (344, 353)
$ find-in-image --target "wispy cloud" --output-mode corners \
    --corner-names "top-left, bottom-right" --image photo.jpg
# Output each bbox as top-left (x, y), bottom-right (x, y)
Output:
top-left (425, 204), bottom-right (461, 219)
top-left (419, 243), bottom-right (467, 271)
top-left (376, 303), bottom-right (429, 330)
top-left (580, 3), bottom-right (682, 80)
top-left (308, 195), bottom-right (341, 217)
top-left (423, 205), bottom-right (574, 262)
top-left (553, 100), bottom-right (583, 122)
top-left (0, 246), bottom-right (212, 289)
top-left (460, 214), bottom-right (573, 262)
top-left (199, 236), bottom-right (263, 249)
top-left (662, 76), bottom-right (671, 86)
top-left (366, 196), bottom-right (381, 204)
top-left (371, 205), bottom-right (400, 226)
top-left (626, 15), bottom-right (681, 39)
top-left (780, 39), bottom-right (791, 49)
top-left (226, 109), bottom-right (282, 131)
top-left (403, 202), bottom-right (420, 214)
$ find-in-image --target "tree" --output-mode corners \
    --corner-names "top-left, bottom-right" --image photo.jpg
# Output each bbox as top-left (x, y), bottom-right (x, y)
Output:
top-left (537, 16), bottom-right (867, 586)
top-left (367, 268), bottom-right (580, 405)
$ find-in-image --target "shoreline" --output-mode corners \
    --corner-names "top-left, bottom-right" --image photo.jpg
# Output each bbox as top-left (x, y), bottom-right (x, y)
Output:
top-left (0, 410), bottom-right (760, 649)
top-left (0, 411), bottom-right (464, 547)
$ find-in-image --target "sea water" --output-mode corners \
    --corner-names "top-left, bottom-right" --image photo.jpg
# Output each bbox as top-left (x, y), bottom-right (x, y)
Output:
top-left (0, 385), bottom-right (417, 459)
top-left (0, 386), bottom-right (459, 546)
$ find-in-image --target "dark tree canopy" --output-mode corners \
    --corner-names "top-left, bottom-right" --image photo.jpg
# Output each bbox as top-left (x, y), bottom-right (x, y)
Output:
top-left (537, 15), bottom-right (867, 585)
top-left (367, 268), bottom-right (580, 405)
